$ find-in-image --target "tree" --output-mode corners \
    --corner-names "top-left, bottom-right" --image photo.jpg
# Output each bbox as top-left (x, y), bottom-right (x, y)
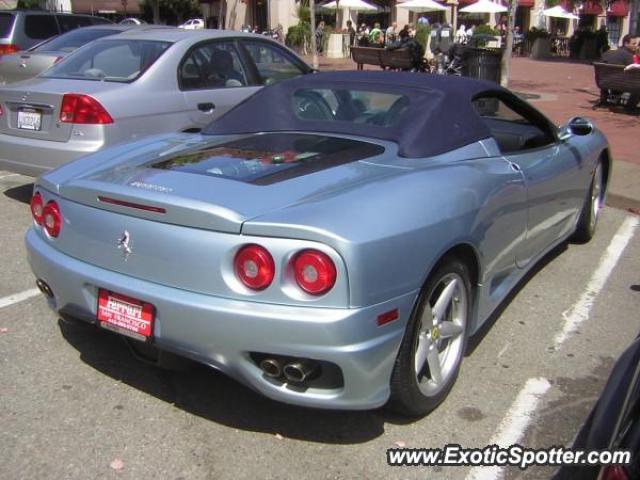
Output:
top-left (500, 0), bottom-right (518, 87)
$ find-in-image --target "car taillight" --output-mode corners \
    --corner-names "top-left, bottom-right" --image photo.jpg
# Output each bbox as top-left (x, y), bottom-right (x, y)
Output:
top-left (59, 93), bottom-right (113, 125)
top-left (42, 201), bottom-right (62, 237)
top-left (602, 466), bottom-right (629, 480)
top-left (0, 44), bottom-right (20, 55)
top-left (234, 245), bottom-right (275, 291)
top-left (30, 191), bottom-right (44, 225)
top-left (293, 250), bottom-right (336, 295)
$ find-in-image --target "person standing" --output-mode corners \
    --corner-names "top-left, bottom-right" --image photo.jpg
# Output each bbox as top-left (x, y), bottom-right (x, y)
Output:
top-left (386, 22), bottom-right (398, 46)
top-left (346, 20), bottom-right (356, 47)
top-left (315, 20), bottom-right (325, 55)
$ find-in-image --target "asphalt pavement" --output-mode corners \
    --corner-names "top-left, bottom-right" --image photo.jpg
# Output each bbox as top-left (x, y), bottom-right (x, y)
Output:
top-left (1, 172), bottom-right (639, 480)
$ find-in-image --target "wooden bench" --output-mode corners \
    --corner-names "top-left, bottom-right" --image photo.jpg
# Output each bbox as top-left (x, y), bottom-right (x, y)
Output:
top-left (351, 46), bottom-right (415, 71)
top-left (593, 62), bottom-right (640, 106)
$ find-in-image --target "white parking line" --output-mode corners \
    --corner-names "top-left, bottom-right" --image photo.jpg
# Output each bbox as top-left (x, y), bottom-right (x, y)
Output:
top-left (554, 215), bottom-right (639, 348)
top-left (0, 288), bottom-right (41, 309)
top-left (465, 378), bottom-right (551, 480)
top-left (0, 173), bottom-right (19, 180)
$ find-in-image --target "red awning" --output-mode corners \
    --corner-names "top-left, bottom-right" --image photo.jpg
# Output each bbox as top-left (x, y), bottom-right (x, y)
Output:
top-left (607, 0), bottom-right (628, 17)
top-left (518, 0), bottom-right (534, 7)
top-left (457, 0), bottom-right (476, 5)
top-left (580, 0), bottom-right (603, 15)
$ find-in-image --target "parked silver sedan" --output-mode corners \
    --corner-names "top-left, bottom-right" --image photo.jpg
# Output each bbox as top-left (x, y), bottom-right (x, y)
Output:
top-left (0, 29), bottom-right (312, 176)
top-left (0, 25), bottom-right (155, 85)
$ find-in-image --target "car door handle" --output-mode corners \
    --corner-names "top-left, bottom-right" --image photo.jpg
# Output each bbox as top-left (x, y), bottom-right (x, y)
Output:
top-left (197, 102), bottom-right (216, 113)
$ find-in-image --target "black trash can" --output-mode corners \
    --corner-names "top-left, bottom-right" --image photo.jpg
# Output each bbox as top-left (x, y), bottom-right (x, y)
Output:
top-left (462, 46), bottom-right (502, 84)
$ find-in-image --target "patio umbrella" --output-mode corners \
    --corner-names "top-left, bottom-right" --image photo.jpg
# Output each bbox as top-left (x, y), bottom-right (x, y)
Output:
top-left (459, 0), bottom-right (508, 13)
top-left (322, 0), bottom-right (378, 11)
top-left (397, 0), bottom-right (447, 13)
top-left (542, 5), bottom-right (579, 19)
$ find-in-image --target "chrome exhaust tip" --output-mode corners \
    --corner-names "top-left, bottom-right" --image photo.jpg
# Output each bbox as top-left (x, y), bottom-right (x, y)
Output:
top-left (259, 358), bottom-right (283, 378)
top-left (283, 360), bottom-right (318, 383)
top-left (36, 279), bottom-right (53, 299)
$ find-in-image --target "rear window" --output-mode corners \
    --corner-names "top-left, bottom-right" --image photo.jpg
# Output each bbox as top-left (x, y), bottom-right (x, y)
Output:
top-left (0, 13), bottom-right (15, 39)
top-left (293, 88), bottom-right (410, 127)
top-left (42, 39), bottom-right (171, 82)
top-left (149, 133), bottom-right (385, 185)
top-left (25, 15), bottom-right (59, 40)
top-left (33, 28), bottom-right (118, 53)
top-left (56, 15), bottom-right (93, 33)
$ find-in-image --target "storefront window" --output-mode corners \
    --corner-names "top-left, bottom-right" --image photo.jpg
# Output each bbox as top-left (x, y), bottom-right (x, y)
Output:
top-left (606, 17), bottom-right (621, 46)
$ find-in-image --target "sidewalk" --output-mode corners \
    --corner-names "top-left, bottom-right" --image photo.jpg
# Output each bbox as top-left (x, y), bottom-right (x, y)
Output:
top-left (305, 55), bottom-right (640, 212)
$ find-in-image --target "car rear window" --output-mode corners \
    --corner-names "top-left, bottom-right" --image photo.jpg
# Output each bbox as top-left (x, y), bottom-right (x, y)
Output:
top-left (32, 28), bottom-right (118, 53)
top-left (56, 15), bottom-right (93, 33)
top-left (148, 133), bottom-right (385, 185)
top-left (42, 39), bottom-right (171, 82)
top-left (0, 13), bottom-right (15, 38)
top-left (25, 14), bottom-right (59, 40)
top-left (293, 88), bottom-right (410, 127)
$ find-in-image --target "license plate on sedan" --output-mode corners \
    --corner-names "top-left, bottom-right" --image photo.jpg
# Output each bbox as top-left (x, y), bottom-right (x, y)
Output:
top-left (97, 289), bottom-right (154, 341)
top-left (17, 108), bottom-right (42, 131)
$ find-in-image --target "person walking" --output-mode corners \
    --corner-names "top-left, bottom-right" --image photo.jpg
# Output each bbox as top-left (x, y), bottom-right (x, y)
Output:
top-left (315, 21), bottom-right (325, 55)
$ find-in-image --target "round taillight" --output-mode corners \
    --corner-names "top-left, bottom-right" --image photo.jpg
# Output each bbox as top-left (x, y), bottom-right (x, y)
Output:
top-left (30, 192), bottom-right (44, 225)
top-left (42, 201), bottom-right (62, 238)
top-left (293, 250), bottom-right (336, 295)
top-left (234, 244), bottom-right (275, 290)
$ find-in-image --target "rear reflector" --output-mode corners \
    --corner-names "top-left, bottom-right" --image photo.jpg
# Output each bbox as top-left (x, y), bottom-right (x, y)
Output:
top-left (60, 93), bottom-right (113, 124)
top-left (98, 196), bottom-right (166, 214)
top-left (377, 309), bottom-right (399, 326)
top-left (0, 44), bottom-right (20, 55)
top-left (601, 466), bottom-right (629, 480)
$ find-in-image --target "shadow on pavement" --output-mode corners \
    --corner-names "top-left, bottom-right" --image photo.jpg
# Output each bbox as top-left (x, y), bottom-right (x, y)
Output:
top-left (466, 241), bottom-right (568, 355)
top-left (57, 318), bottom-right (398, 444)
top-left (3, 183), bottom-right (33, 204)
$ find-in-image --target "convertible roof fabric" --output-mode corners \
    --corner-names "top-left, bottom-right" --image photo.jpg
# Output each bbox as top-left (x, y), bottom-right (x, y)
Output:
top-left (204, 71), bottom-right (505, 158)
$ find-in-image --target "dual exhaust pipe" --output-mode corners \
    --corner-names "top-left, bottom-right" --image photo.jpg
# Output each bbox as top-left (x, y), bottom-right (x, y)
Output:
top-left (36, 279), bottom-right (54, 299)
top-left (259, 357), bottom-right (318, 383)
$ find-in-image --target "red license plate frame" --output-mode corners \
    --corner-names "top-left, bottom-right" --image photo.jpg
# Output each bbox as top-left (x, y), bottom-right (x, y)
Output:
top-left (97, 289), bottom-right (154, 341)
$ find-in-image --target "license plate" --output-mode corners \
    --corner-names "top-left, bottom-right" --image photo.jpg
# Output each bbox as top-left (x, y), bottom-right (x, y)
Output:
top-left (17, 108), bottom-right (42, 131)
top-left (97, 289), bottom-right (154, 341)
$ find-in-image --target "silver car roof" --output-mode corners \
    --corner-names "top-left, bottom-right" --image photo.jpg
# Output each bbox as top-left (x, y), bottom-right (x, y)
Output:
top-left (110, 28), bottom-right (270, 44)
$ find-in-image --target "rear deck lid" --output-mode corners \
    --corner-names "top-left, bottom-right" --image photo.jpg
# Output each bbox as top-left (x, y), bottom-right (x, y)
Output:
top-left (54, 132), bottom-right (390, 233)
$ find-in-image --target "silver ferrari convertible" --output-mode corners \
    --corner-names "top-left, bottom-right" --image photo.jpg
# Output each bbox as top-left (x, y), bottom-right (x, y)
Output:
top-left (26, 72), bottom-right (609, 416)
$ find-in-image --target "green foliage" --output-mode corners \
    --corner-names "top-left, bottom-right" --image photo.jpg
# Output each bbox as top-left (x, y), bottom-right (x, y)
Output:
top-left (286, 4), bottom-right (312, 53)
top-left (473, 24), bottom-right (500, 36)
top-left (544, 0), bottom-right (559, 6)
top-left (17, 0), bottom-right (42, 8)
top-left (141, 0), bottom-right (201, 24)
top-left (414, 25), bottom-right (431, 50)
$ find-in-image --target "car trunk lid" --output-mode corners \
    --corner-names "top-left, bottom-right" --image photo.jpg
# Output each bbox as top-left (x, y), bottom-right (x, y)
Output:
top-left (0, 77), bottom-right (119, 142)
top-left (49, 132), bottom-right (393, 234)
top-left (0, 51), bottom-right (62, 84)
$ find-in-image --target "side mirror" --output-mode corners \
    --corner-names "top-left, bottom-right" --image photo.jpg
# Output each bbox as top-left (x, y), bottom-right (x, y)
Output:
top-left (567, 117), bottom-right (594, 137)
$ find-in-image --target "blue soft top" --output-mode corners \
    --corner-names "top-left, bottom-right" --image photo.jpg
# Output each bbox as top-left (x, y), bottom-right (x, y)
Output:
top-left (204, 71), bottom-right (506, 158)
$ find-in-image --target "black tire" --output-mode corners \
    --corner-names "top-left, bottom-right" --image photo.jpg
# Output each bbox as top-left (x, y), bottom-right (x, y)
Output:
top-left (573, 161), bottom-right (605, 243)
top-left (387, 257), bottom-right (472, 417)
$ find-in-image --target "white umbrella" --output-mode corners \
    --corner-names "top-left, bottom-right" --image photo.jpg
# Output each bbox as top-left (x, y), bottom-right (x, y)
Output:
top-left (397, 0), bottom-right (447, 13)
top-left (542, 5), bottom-right (579, 19)
top-left (322, 0), bottom-right (378, 11)
top-left (459, 0), bottom-right (508, 13)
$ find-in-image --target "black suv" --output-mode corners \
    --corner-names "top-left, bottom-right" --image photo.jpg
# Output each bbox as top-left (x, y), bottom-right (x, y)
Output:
top-left (0, 10), bottom-right (111, 54)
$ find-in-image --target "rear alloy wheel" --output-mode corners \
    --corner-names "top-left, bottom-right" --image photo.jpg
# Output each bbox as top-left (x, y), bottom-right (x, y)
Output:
top-left (573, 162), bottom-right (604, 243)
top-left (388, 257), bottom-right (471, 417)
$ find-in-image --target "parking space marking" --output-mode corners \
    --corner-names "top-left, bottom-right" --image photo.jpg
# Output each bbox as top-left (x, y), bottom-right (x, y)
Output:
top-left (0, 288), bottom-right (41, 310)
top-left (0, 173), bottom-right (19, 180)
top-left (465, 378), bottom-right (551, 480)
top-left (554, 215), bottom-right (639, 348)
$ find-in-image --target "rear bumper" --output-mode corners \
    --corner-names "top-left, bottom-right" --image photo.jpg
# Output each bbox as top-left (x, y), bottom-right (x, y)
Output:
top-left (26, 228), bottom-right (417, 410)
top-left (0, 131), bottom-right (103, 177)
